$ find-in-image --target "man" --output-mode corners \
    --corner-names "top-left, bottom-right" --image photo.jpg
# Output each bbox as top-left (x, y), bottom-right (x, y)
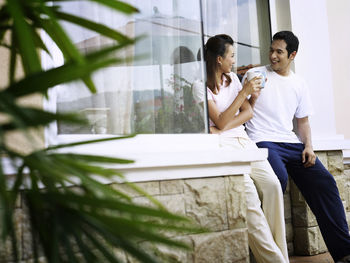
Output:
top-left (244, 30), bottom-right (350, 263)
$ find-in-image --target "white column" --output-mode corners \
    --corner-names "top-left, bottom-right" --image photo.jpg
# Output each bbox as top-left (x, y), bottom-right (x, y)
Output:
top-left (288, 0), bottom-right (339, 140)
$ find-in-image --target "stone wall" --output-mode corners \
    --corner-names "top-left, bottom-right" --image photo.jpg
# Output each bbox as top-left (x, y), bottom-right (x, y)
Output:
top-left (288, 150), bottom-right (348, 256)
top-left (0, 174), bottom-right (250, 263)
top-left (2, 151), bottom-right (348, 262)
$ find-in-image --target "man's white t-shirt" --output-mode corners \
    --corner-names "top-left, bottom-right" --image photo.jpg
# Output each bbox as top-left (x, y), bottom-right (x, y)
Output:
top-left (243, 65), bottom-right (314, 143)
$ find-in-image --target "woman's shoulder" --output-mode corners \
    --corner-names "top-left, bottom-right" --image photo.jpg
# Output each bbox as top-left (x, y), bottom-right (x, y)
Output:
top-left (227, 72), bottom-right (241, 84)
top-left (227, 72), bottom-right (242, 89)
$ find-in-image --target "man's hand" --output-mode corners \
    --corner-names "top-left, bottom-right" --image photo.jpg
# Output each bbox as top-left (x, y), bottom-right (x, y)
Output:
top-left (302, 145), bottom-right (316, 168)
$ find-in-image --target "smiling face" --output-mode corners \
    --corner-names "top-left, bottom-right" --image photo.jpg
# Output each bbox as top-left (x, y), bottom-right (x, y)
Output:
top-left (269, 39), bottom-right (296, 76)
top-left (218, 44), bottom-right (235, 73)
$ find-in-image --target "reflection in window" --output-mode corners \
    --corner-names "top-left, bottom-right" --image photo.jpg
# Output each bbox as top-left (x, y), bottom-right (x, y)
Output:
top-left (201, 0), bottom-right (271, 79)
top-left (52, 0), bottom-right (270, 135)
top-left (55, 0), bottom-right (207, 135)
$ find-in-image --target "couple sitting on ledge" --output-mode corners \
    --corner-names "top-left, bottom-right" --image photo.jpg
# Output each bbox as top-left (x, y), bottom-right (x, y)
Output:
top-left (193, 31), bottom-right (350, 263)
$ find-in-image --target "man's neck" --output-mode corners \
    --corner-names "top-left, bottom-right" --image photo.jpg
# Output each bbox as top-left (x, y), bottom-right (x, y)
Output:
top-left (275, 67), bottom-right (291, 76)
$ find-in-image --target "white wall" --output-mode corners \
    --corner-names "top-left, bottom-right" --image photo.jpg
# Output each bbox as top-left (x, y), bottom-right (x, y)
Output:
top-left (326, 0), bottom-right (350, 140)
top-left (288, 0), bottom-right (338, 140)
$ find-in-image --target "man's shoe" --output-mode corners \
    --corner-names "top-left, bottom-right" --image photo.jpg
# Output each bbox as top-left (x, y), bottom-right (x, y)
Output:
top-left (337, 255), bottom-right (350, 263)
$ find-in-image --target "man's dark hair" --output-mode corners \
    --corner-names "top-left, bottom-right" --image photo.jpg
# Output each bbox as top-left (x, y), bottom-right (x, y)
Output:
top-left (272, 31), bottom-right (299, 57)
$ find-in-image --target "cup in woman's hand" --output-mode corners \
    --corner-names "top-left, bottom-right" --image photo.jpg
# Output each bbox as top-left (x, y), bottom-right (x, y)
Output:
top-left (247, 70), bottom-right (266, 88)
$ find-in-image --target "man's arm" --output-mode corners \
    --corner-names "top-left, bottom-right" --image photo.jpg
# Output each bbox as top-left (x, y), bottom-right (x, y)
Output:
top-left (296, 116), bottom-right (316, 167)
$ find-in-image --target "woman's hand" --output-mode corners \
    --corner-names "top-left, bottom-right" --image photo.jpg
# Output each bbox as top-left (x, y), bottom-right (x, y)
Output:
top-left (242, 76), bottom-right (262, 96)
top-left (210, 126), bottom-right (221, 134)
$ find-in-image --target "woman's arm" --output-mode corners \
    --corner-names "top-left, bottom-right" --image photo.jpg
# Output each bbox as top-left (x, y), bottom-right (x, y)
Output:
top-left (208, 78), bottom-right (260, 130)
top-left (221, 99), bottom-right (253, 130)
top-left (207, 90), bottom-right (247, 130)
top-left (208, 99), bottom-right (253, 133)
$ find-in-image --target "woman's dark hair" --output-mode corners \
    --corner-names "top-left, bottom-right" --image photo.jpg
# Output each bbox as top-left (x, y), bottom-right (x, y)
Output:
top-left (272, 31), bottom-right (299, 57)
top-left (204, 34), bottom-right (234, 94)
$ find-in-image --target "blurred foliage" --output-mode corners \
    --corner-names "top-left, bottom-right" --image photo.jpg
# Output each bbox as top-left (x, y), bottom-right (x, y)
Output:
top-left (0, 0), bottom-right (201, 262)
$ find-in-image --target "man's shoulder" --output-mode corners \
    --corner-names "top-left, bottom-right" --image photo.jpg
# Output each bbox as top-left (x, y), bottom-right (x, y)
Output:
top-left (289, 72), bottom-right (308, 86)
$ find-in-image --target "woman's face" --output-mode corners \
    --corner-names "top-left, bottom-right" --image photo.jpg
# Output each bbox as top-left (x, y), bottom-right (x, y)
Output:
top-left (219, 44), bottom-right (235, 73)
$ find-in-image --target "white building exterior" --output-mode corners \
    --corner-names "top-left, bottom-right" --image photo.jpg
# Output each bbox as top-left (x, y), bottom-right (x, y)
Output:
top-left (270, 0), bottom-right (350, 162)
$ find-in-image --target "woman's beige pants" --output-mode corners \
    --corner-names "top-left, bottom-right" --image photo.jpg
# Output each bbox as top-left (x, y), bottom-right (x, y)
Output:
top-left (220, 136), bottom-right (289, 263)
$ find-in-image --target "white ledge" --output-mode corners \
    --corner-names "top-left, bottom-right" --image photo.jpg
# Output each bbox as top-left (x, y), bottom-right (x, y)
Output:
top-left (312, 138), bottom-right (350, 151)
top-left (4, 134), bottom-right (268, 183)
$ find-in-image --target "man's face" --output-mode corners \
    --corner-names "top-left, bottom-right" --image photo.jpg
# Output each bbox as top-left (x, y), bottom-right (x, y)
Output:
top-left (269, 39), bottom-right (296, 76)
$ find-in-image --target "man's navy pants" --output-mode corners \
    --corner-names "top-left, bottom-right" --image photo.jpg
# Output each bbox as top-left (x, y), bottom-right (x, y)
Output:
top-left (256, 141), bottom-right (350, 261)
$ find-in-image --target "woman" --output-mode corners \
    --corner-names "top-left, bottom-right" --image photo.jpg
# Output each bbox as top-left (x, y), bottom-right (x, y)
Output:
top-left (196, 34), bottom-right (289, 263)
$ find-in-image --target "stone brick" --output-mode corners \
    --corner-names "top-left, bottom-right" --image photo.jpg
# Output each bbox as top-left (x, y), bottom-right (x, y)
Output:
top-left (184, 177), bottom-right (228, 231)
top-left (111, 181), bottom-right (160, 198)
top-left (346, 211), bottom-right (350, 228)
top-left (22, 256), bottom-right (47, 263)
top-left (287, 242), bottom-right (294, 256)
top-left (285, 222), bottom-right (294, 243)
top-left (318, 229), bottom-right (327, 253)
top-left (289, 180), bottom-right (306, 207)
top-left (327, 151), bottom-right (344, 176)
top-left (132, 193), bottom-right (187, 236)
top-left (335, 175), bottom-right (346, 201)
top-left (0, 208), bottom-right (23, 262)
top-left (315, 151), bottom-right (328, 170)
top-left (225, 175), bottom-right (246, 230)
top-left (125, 237), bottom-right (190, 263)
top-left (160, 180), bottom-right (184, 195)
top-left (345, 169), bottom-right (350, 177)
top-left (284, 192), bottom-right (292, 221)
top-left (292, 205), bottom-right (317, 227)
top-left (113, 248), bottom-right (127, 262)
top-left (21, 205), bottom-right (32, 260)
top-left (189, 229), bottom-right (249, 263)
top-left (294, 226), bottom-right (324, 255)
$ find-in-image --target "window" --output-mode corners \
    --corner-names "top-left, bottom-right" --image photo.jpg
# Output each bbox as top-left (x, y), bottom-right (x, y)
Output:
top-left (47, 0), bottom-right (207, 135)
top-left (201, 0), bottom-right (271, 79)
top-left (45, 0), bottom-right (271, 138)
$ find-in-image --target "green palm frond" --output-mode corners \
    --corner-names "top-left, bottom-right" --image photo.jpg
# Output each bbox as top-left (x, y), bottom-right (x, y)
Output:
top-left (0, 0), bottom-right (203, 262)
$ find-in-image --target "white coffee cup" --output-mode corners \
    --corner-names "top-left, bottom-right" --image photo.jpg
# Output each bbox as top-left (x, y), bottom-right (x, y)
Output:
top-left (247, 70), bottom-right (266, 88)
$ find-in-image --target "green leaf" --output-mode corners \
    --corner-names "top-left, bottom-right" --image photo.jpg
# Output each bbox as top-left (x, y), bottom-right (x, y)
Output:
top-left (35, 4), bottom-right (84, 64)
top-left (45, 134), bottom-right (135, 151)
top-left (82, 75), bottom-right (97, 94)
top-left (32, 29), bottom-right (51, 55)
top-left (83, 230), bottom-right (123, 263)
top-left (54, 10), bottom-right (133, 44)
top-left (51, 153), bottom-right (134, 164)
top-left (0, 107), bottom-right (86, 131)
top-left (82, 218), bottom-right (161, 263)
top-left (9, 31), bottom-right (17, 85)
top-left (44, 191), bottom-right (189, 222)
top-left (6, 0), bottom-right (41, 74)
top-left (4, 54), bottom-right (120, 98)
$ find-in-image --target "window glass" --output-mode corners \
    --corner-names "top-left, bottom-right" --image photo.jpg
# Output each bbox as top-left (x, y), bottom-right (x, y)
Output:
top-left (54, 0), bottom-right (207, 135)
top-left (50, 0), bottom-right (270, 135)
top-left (201, 0), bottom-right (271, 79)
